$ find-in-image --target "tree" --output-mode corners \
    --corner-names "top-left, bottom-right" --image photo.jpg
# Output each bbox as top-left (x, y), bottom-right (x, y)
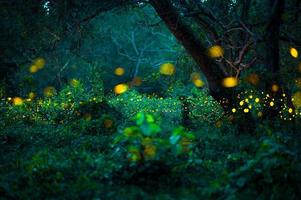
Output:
top-left (149, 0), bottom-right (301, 112)
top-left (1, 0), bottom-right (300, 113)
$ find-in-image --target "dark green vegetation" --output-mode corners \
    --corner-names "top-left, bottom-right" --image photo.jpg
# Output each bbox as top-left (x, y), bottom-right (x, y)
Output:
top-left (1, 0), bottom-right (301, 199)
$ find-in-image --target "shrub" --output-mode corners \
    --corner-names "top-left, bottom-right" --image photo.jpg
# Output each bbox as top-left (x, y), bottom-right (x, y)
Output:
top-left (112, 112), bottom-right (196, 183)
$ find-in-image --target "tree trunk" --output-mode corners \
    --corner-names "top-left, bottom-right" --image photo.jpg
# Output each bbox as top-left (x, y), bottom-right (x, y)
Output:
top-left (150, 0), bottom-right (236, 110)
top-left (263, 0), bottom-right (294, 118)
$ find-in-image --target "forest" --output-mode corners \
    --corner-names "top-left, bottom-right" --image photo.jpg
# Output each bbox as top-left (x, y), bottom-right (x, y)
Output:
top-left (1, 0), bottom-right (301, 199)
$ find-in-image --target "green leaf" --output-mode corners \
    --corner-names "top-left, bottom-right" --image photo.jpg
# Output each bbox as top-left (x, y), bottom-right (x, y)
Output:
top-left (149, 123), bottom-right (161, 135)
top-left (135, 112), bottom-right (145, 125)
top-left (146, 114), bottom-right (154, 123)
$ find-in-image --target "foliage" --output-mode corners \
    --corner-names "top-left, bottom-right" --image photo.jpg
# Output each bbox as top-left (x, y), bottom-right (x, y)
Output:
top-left (114, 112), bottom-right (195, 164)
top-left (187, 88), bottom-right (223, 124)
top-left (108, 90), bottom-right (182, 125)
top-left (225, 138), bottom-right (301, 199)
top-left (1, 0), bottom-right (301, 199)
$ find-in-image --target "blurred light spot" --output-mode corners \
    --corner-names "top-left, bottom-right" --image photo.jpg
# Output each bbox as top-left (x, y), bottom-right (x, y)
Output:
top-left (29, 65), bottom-right (39, 73)
top-left (290, 47), bottom-right (298, 58)
top-left (43, 86), bottom-right (56, 97)
top-left (208, 45), bottom-right (224, 58)
top-left (28, 92), bottom-right (36, 100)
top-left (114, 67), bottom-right (125, 76)
top-left (243, 108), bottom-right (249, 113)
top-left (231, 108), bottom-right (236, 113)
top-left (193, 79), bottom-right (204, 87)
top-left (222, 77), bottom-right (238, 88)
top-left (296, 78), bottom-right (301, 88)
top-left (104, 119), bottom-right (113, 128)
top-left (288, 108), bottom-right (293, 113)
top-left (246, 73), bottom-right (260, 85)
top-left (270, 101), bottom-right (274, 107)
top-left (114, 83), bottom-right (128, 94)
top-left (190, 72), bottom-right (204, 87)
top-left (292, 91), bottom-right (301, 108)
top-left (239, 100), bottom-right (244, 106)
top-left (228, 115), bottom-right (234, 121)
top-left (13, 97), bottom-right (23, 106)
top-left (160, 63), bottom-right (175, 75)
top-left (190, 72), bottom-right (200, 81)
top-left (70, 79), bottom-right (80, 87)
top-left (132, 77), bottom-right (142, 86)
top-left (144, 145), bottom-right (156, 159)
top-left (271, 84), bottom-right (279, 92)
top-left (255, 98), bottom-right (260, 103)
top-left (180, 138), bottom-right (192, 152)
top-left (257, 111), bottom-right (263, 117)
top-left (34, 58), bottom-right (46, 69)
top-left (215, 120), bottom-right (222, 128)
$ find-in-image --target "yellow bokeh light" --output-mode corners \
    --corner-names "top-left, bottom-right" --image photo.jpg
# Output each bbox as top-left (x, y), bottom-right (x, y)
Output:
top-left (13, 97), bottom-right (23, 106)
top-left (28, 92), bottom-right (36, 100)
top-left (114, 67), bottom-right (125, 76)
top-left (159, 63), bottom-right (175, 75)
top-left (270, 101), bottom-right (274, 107)
top-left (222, 77), bottom-right (238, 88)
top-left (43, 86), bottom-right (56, 97)
top-left (114, 83), bottom-right (128, 94)
top-left (271, 84), bottom-right (279, 92)
top-left (29, 58), bottom-right (45, 73)
top-left (288, 108), bottom-right (293, 114)
top-left (255, 98), bottom-right (260, 103)
top-left (232, 108), bottom-right (236, 113)
top-left (243, 108), bottom-right (249, 113)
top-left (29, 65), bottom-right (39, 73)
top-left (208, 45), bottom-right (224, 58)
top-left (257, 112), bottom-right (263, 117)
top-left (34, 58), bottom-right (46, 69)
top-left (290, 47), bottom-right (298, 58)
top-left (193, 79), bottom-right (205, 87)
top-left (239, 101), bottom-right (244, 106)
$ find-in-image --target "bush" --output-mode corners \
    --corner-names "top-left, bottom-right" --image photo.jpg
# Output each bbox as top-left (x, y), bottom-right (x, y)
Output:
top-left (112, 112), bottom-right (196, 183)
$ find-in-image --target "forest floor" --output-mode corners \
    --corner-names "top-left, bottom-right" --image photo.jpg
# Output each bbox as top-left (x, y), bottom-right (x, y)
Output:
top-left (1, 92), bottom-right (301, 199)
